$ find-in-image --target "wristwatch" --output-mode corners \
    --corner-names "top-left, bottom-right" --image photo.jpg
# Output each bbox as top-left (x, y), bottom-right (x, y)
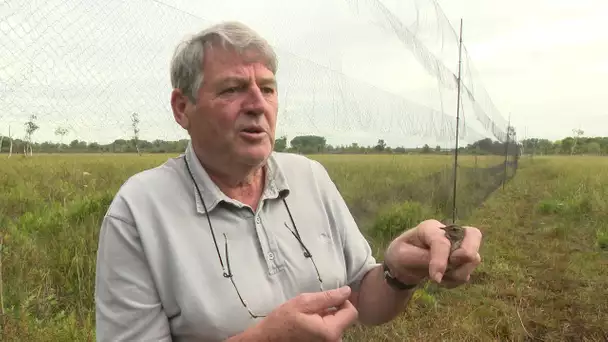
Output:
top-left (382, 261), bottom-right (418, 290)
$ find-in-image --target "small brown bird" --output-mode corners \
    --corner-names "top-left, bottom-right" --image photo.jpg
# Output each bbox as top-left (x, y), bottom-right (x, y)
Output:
top-left (440, 224), bottom-right (466, 272)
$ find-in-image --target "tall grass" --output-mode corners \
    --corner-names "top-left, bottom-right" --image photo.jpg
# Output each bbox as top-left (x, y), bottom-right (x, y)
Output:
top-left (1, 153), bottom-right (605, 341)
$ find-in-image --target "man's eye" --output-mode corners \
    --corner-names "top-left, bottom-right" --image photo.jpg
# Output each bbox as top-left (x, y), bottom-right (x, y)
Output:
top-left (221, 87), bottom-right (237, 94)
top-left (262, 87), bottom-right (275, 94)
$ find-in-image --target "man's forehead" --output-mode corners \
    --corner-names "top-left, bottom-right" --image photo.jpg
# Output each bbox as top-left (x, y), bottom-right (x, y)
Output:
top-left (207, 59), bottom-right (275, 82)
top-left (203, 48), bottom-right (274, 79)
top-left (204, 44), bottom-right (272, 69)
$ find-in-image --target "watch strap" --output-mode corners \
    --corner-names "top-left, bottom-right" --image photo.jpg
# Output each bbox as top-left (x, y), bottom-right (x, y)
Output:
top-left (382, 261), bottom-right (418, 290)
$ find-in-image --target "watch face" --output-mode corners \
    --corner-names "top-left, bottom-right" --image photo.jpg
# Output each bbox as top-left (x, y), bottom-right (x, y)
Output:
top-left (382, 262), bottom-right (392, 275)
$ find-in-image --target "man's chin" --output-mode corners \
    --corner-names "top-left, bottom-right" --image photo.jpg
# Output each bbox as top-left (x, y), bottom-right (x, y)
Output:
top-left (236, 146), bottom-right (272, 165)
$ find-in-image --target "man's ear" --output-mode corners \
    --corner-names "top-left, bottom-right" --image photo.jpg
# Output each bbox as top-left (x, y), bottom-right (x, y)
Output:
top-left (171, 89), bottom-right (191, 130)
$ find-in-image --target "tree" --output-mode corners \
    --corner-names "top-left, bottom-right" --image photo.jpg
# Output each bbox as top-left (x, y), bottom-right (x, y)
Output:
top-left (290, 135), bottom-right (326, 154)
top-left (585, 142), bottom-right (601, 155)
top-left (24, 114), bottom-right (39, 156)
top-left (560, 137), bottom-right (574, 154)
top-left (131, 112), bottom-right (141, 156)
top-left (374, 139), bottom-right (386, 152)
top-left (274, 135), bottom-right (287, 152)
top-left (571, 128), bottom-right (584, 155)
top-left (88, 142), bottom-right (100, 152)
top-left (537, 139), bottom-right (553, 155)
top-left (55, 126), bottom-right (69, 151)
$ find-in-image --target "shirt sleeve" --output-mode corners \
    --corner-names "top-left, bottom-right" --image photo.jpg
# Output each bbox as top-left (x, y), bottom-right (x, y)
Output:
top-left (310, 160), bottom-right (380, 292)
top-left (95, 212), bottom-right (172, 342)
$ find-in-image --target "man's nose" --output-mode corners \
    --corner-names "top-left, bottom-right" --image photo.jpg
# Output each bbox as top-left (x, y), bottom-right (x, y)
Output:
top-left (243, 85), bottom-right (266, 116)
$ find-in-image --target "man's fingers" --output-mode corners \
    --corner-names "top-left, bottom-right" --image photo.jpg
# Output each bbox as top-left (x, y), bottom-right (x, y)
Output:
top-left (297, 286), bottom-right (352, 314)
top-left (449, 247), bottom-right (482, 267)
top-left (417, 224), bottom-right (452, 283)
top-left (442, 254), bottom-right (481, 286)
top-left (393, 219), bottom-right (443, 246)
top-left (458, 226), bottom-right (483, 253)
top-left (389, 243), bottom-right (431, 269)
top-left (382, 243), bottom-right (433, 285)
top-left (447, 227), bottom-right (482, 267)
top-left (388, 220), bottom-right (483, 285)
top-left (322, 299), bottom-right (358, 337)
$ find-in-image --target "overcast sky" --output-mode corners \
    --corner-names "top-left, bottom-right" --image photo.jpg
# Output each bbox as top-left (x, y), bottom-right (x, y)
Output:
top-left (438, 0), bottom-right (608, 141)
top-left (1, 0), bottom-right (606, 147)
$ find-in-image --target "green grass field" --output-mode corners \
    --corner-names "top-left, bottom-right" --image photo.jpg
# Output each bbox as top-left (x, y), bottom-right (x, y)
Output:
top-left (1, 153), bottom-right (606, 341)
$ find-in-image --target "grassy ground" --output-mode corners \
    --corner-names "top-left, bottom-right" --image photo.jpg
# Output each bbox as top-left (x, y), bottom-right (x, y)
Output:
top-left (1, 153), bottom-right (605, 341)
top-left (344, 156), bottom-right (608, 341)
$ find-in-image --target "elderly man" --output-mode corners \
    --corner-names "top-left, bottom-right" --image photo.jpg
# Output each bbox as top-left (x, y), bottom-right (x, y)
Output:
top-left (95, 21), bottom-right (482, 342)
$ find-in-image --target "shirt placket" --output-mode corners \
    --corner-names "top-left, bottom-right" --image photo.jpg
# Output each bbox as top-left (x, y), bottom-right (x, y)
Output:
top-left (254, 186), bottom-right (283, 276)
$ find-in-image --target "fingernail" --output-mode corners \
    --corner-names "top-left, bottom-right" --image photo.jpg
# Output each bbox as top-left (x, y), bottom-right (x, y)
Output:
top-left (434, 272), bottom-right (443, 283)
top-left (339, 286), bottom-right (350, 295)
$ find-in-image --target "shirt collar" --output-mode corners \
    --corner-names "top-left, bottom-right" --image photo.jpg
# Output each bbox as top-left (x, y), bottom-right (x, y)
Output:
top-left (183, 141), bottom-right (290, 215)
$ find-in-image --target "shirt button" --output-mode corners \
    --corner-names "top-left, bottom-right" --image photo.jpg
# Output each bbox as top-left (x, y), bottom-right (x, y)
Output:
top-left (255, 217), bottom-right (261, 224)
top-left (268, 252), bottom-right (275, 260)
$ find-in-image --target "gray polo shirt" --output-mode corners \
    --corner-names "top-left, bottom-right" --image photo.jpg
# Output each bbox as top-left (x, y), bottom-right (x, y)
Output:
top-left (95, 141), bottom-right (378, 342)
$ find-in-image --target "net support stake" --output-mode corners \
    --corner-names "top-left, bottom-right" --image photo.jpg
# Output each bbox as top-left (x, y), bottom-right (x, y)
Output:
top-left (503, 112), bottom-right (511, 189)
top-left (451, 18), bottom-right (464, 224)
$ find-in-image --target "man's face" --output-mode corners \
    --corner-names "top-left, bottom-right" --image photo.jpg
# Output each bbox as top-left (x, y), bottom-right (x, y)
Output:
top-left (174, 44), bottom-right (278, 167)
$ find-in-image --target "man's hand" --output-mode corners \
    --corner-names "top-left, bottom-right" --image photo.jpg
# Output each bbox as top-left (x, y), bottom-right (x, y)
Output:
top-left (246, 286), bottom-right (358, 342)
top-left (383, 219), bottom-right (482, 289)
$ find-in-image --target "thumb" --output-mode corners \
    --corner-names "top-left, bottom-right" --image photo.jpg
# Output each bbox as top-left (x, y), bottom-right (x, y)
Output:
top-left (298, 286), bottom-right (352, 314)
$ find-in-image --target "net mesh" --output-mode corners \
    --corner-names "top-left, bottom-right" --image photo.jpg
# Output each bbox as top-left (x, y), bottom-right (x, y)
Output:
top-left (0, 0), bottom-right (514, 146)
top-left (0, 0), bottom-right (519, 219)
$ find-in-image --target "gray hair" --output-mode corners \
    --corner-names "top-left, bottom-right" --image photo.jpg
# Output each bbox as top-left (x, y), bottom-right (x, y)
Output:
top-left (170, 21), bottom-right (278, 102)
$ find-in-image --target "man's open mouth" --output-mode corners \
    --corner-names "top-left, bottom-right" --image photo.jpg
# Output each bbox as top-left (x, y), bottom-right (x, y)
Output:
top-left (242, 127), bottom-right (264, 134)
top-left (239, 126), bottom-right (266, 141)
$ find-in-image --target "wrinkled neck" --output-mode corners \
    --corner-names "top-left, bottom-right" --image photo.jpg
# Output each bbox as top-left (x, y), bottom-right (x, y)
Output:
top-left (192, 145), bottom-right (266, 208)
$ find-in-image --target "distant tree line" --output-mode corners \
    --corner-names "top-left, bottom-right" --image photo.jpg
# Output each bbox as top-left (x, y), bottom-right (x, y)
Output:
top-left (1, 115), bottom-right (603, 157)
top-left (1, 132), bottom-right (606, 157)
top-left (519, 136), bottom-right (608, 156)
top-left (0, 133), bottom-right (514, 155)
